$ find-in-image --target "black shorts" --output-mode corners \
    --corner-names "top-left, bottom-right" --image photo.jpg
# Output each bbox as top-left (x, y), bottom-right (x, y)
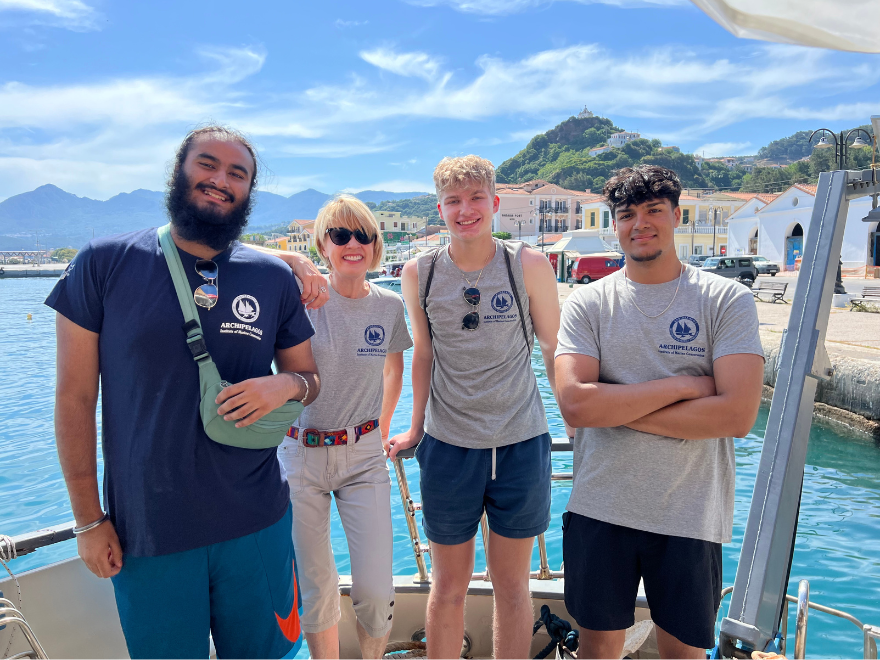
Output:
top-left (562, 512), bottom-right (722, 650)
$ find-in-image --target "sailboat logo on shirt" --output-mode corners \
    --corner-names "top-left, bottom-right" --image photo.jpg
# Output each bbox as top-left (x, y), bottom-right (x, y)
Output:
top-left (364, 324), bottom-right (386, 346)
top-left (491, 291), bottom-right (514, 314)
top-left (232, 294), bottom-right (260, 323)
top-left (669, 316), bottom-right (699, 343)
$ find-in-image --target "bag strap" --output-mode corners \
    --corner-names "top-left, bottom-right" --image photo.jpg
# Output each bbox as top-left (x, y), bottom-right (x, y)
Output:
top-left (501, 241), bottom-right (531, 352)
top-left (422, 248), bottom-right (441, 341)
top-left (157, 224), bottom-right (212, 364)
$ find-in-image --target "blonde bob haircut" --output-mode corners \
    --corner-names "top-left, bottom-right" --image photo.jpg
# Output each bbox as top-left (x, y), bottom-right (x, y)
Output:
top-left (433, 155), bottom-right (496, 199)
top-left (314, 195), bottom-right (384, 272)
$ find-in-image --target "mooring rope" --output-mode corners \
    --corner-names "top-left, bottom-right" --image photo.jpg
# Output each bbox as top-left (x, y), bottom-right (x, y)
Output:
top-left (0, 534), bottom-right (23, 657)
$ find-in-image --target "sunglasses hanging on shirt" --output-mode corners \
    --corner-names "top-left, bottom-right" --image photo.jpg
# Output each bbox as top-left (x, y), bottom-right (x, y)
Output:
top-left (462, 287), bottom-right (480, 330)
top-left (193, 259), bottom-right (218, 309)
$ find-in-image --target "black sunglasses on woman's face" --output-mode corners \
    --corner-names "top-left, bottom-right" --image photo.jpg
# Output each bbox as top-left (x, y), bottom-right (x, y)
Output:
top-left (326, 227), bottom-right (376, 246)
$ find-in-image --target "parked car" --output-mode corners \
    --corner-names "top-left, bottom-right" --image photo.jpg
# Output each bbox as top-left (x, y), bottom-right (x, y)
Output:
top-left (572, 253), bottom-right (623, 284)
top-left (751, 255), bottom-right (780, 276)
top-left (701, 256), bottom-right (759, 287)
top-left (687, 254), bottom-right (711, 267)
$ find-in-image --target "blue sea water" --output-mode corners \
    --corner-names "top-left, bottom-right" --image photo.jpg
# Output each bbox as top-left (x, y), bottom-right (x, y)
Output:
top-left (1, 277), bottom-right (879, 658)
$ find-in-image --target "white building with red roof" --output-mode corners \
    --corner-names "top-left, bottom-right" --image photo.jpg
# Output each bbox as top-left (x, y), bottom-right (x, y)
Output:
top-left (494, 179), bottom-right (597, 243)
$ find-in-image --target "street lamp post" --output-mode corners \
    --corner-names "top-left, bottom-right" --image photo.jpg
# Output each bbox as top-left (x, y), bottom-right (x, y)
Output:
top-left (809, 127), bottom-right (873, 171)
top-left (809, 127), bottom-right (873, 294)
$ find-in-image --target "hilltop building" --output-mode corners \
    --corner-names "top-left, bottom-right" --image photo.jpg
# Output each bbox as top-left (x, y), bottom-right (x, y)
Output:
top-left (607, 131), bottom-right (640, 148)
top-left (577, 106), bottom-right (594, 119)
top-left (589, 145), bottom-right (612, 157)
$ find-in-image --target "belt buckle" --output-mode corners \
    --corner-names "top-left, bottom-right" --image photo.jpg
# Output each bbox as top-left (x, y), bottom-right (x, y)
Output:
top-left (303, 429), bottom-right (321, 447)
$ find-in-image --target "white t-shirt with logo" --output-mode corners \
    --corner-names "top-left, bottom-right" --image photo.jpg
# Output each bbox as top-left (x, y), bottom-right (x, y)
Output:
top-left (555, 265), bottom-right (764, 543)
top-left (296, 279), bottom-right (413, 431)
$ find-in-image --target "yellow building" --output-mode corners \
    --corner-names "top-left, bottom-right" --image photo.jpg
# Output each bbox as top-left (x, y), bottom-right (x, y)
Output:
top-left (287, 219), bottom-right (316, 253)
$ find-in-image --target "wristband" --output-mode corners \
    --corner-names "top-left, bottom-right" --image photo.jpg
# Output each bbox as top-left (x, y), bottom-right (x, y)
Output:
top-left (73, 513), bottom-right (109, 535)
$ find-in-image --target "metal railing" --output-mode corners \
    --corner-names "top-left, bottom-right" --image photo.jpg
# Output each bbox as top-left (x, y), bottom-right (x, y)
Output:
top-left (719, 581), bottom-right (878, 659)
top-left (0, 598), bottom-right (48, 659)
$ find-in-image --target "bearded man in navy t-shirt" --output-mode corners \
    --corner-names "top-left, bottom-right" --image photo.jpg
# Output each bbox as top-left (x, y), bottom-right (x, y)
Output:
top-left (46, 126), bottom-right (325, 659)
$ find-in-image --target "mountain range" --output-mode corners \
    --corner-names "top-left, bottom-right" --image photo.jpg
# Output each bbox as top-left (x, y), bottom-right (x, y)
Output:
top-left (0, 186), bottom-right (430, 251)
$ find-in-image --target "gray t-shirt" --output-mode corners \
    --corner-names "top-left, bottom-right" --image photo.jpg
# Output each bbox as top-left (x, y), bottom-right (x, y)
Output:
top-left (297, 280), bottom-right (413, 431)
top-left (416, 240), bottom-right (549, 449)
top-left (555, 265), bottom-right (764, 543)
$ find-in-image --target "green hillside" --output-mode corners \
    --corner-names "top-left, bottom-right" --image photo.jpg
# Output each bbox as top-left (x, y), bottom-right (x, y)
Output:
top-left (366, 195), bottom-right (441, 224)
top-left (496, 115), bottom-right (876, 195)
top-left (496, 114), bottom-right (716, 191)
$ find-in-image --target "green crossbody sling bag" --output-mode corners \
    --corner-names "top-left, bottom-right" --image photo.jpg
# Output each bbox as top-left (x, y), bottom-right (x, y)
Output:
top-left (158, 224), bottom-right (304, 449)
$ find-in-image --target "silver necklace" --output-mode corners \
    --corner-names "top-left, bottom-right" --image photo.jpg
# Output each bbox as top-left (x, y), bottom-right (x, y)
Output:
top-left (622, 264), bottom-right (685, 319)
top-left (448, 242), bottom-right (497, 288)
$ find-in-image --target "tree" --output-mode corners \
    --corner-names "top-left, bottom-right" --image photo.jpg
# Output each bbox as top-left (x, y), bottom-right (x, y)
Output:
top-left (51, 247), bottom-right (78, 262)
top-left (492, 232), bottom-right (512, 240)
top-left (308, 246), bottom-right (319, 262)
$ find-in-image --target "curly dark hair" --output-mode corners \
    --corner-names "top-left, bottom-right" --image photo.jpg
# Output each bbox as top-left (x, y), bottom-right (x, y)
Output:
top-left (168, 124), bottom-right (260, 192)
top-left (603, 165), bottom-right (682, 217)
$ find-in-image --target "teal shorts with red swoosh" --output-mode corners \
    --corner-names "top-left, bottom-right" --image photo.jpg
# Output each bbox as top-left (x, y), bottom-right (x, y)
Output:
top-left (112, 505), bottom-right (302, 659)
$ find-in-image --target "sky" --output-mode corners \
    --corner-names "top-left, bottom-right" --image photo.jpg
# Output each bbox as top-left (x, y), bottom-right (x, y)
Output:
top-left (0, 0), bottom-right (878, 201)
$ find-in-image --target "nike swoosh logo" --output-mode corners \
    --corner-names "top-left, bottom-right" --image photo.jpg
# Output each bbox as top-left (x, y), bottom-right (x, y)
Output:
top-left (275, 562), bottom-right (301, 643)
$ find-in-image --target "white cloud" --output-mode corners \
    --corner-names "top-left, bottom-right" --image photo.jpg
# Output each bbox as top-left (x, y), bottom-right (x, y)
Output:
top-left (693, 141), bottom-right (753, 157)
top-left (343, 180), bottom-right (434, 193)
top-left (0, 0), bottom-right (100, 30)
top-left (405, 0), bottom-right (687, 15)
top-left (335, 18), bottom-right (368, 28)
top-left (274, 137), bottom-right (402, 158)
top-left (298, 43), bottom-right (879, 144)
top-left (360, 47), bottom-right (444, 82)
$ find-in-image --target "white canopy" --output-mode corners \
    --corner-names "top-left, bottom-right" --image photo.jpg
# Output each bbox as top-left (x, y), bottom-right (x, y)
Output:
top-left (547, 230), bottom-right (616, 255)
top-left (691, 0), bottom-right (880, 53)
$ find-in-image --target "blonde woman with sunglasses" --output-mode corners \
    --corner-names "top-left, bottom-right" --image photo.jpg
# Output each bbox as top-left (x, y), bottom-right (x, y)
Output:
top-left (277, 195), bottom-right (412, 659)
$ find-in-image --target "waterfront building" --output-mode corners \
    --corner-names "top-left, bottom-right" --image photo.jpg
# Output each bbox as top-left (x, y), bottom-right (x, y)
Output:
top-left (727, 183), bottom-right (879, 271)
top-left (287, 219), bottom-right (316, 253)
top-left (494, 180), bottom-right (600, 242)
top-left (374, 210), bottom-right (427, 242)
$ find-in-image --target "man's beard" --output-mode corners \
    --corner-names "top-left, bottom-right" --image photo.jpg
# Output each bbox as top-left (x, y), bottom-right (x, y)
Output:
top-left (629, 248), bottom-right (662, 263)
top-left (166, 169), bottom-right (253, 251)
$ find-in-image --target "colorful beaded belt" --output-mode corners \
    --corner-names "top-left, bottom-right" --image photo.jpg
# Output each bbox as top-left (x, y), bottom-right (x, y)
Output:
top-left (288, 419), bottom-right (380, 447)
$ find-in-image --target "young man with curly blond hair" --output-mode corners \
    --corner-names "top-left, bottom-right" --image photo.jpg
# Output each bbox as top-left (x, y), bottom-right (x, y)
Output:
top-left (389, 155), bottom-right (566, 659)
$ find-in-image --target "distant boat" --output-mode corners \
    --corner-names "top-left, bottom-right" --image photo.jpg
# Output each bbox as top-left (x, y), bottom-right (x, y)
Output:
top-left (372, 277), bottom-right (402, 294)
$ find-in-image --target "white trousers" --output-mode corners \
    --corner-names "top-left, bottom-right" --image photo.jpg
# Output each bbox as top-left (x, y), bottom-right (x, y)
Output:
top-left (277, 428), bottom-right (395, 637)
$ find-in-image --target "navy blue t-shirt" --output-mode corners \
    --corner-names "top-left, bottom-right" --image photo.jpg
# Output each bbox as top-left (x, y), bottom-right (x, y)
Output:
top-left (45, 227), bottom-right (314, 557)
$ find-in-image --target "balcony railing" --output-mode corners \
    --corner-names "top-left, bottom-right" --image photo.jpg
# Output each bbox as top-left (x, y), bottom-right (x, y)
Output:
top-left (675, 225), bottom-right (728, 235)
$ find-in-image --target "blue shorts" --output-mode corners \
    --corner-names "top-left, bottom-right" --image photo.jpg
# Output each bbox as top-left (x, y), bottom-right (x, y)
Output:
top-left (416, 432), bottom-right (552, 545)
top-left (111, 505), bottom-right (302, 659)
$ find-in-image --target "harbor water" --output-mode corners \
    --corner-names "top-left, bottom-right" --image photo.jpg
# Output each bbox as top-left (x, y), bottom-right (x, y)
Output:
top-left (1, 277), bottom-right (879, 658)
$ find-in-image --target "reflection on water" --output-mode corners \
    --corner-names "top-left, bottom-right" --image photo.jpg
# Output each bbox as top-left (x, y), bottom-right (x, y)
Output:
top-left (1, 278), bottom-right (879, 658)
